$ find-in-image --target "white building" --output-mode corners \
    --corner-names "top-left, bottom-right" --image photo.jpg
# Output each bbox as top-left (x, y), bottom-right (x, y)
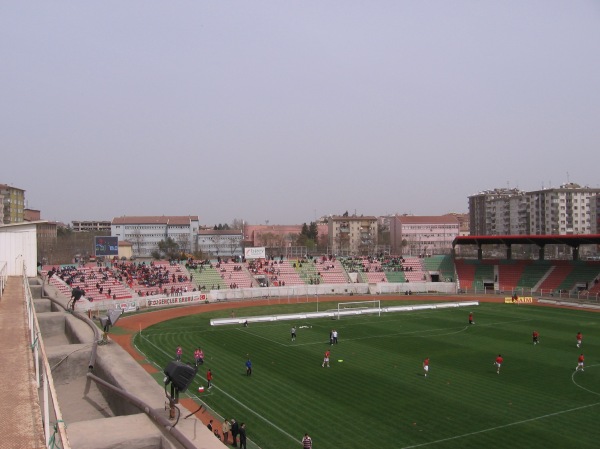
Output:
top-left (111, 215), bottom-right (199, 257)
top-left (197, 229), bottom-right (243, 258)
top-left (390, 215), bottom-right (459, 256)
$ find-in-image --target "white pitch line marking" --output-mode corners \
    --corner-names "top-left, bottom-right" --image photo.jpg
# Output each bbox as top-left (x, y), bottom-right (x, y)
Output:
top-left (400, 401), bottom-right (600, 448)
top-left (572, 363), bottom-right (600, 396)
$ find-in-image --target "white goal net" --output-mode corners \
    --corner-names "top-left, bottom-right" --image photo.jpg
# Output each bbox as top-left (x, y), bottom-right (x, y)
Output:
top-left (335, 300), bottom-right (381, 319)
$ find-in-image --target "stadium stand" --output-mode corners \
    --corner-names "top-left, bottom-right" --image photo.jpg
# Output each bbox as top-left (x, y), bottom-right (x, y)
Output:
top-left (315, 258), bottom-right (351, 284)
top-left (218, 260), bottom-right (255, 288)
top-left (256, 260), bottom-right (305, 287)
top-left (554, 261), bottom-right (600, 293)
top-left (294, 259), bottom-right (322, 285)
top-left (422, 255), bottom-right (455, 282)
top-left (454, 259), bottom-right (477, 290)
top-left (497, 260), bottom-right (530, 290)
top-left (114, 261), bottom-right (196, 296)
top-left (189, 264), bottom-right (227, 290)
top-left (44, 264), bottom-right (134, 302)
top-left (534, 261), bottom-right (572, 292)
top-left (401, 257), bottom-right (428, 283)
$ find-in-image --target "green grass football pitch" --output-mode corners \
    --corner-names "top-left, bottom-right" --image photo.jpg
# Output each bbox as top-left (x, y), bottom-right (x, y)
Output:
top-left (133, 301), bottom-right (600, 449)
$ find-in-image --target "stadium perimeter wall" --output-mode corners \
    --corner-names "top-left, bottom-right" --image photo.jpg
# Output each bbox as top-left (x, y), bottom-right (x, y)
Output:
top-left (74, 282), bottom-right (458, 316)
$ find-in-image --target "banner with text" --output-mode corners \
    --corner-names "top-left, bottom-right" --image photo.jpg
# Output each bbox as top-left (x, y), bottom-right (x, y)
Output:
top-left (147, 293), bottom-right (206, 308)
top-left (244, 247), bottom-right (266, 259)
top-left (504, 296), bottom-right (534, 304)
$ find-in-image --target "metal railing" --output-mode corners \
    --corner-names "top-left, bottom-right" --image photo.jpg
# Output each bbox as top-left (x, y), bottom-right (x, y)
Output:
top-left (23, 268), bottom-right (71, 449)
top-left (0, 261), bottom-right (7, 298)
top-left (456, 284), bottom-right (600, 303)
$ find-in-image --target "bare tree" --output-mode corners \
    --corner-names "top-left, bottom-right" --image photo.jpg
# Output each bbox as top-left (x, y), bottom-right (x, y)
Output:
top-left (131, 230), bottom-right (145, 256)
top-left (177, 233), bottom-right (191, 255)
top-left (230, 218), bottom-right (244, 230)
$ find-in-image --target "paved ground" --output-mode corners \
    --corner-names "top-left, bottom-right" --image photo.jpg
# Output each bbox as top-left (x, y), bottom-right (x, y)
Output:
top-left (0, 277), bottom-right (45, 449)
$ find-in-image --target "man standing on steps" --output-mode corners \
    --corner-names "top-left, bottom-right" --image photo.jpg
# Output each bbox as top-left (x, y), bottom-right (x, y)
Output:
top-left (239, 423), bottom-right (247, 449)
top-left (231, 418), bottom-right (239, 447)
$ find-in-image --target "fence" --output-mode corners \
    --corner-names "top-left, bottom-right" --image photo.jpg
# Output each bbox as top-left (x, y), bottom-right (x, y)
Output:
top-left (23, 268), bottom-right (70, 449)
top-left (457, 285), bottom-right (600, 303)
top-left (0, 261), bottom-right (7, 298)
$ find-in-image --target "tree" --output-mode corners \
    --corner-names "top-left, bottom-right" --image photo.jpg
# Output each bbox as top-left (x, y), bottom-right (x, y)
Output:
top-left (157, 237), bottom-right (180, 260)
top-left (301, 223), bottom-right (309, 237)
top-left (131, 230), bottom-right (145, 256)
top-left (377, 223), bottom-right (390, 247)
top-left (308, 222), bottom-right (318, 240)
top-left (299, 222), bottom-right (319, 250)
top-left (230, 218), bottom-right (244, 230)
top-left (176, 233), bottom-right (191, 255)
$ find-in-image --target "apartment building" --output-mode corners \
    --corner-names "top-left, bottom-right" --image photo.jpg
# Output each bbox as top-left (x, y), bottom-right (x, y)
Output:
top-left (469, 183), bottom-right (600, 236)
top-left (328, 215), bottom-right (378, 256)
top-left (0, 184), bottom-right (26, 224)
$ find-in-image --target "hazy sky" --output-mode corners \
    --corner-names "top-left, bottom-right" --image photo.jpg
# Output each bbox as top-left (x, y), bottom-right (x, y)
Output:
top-left (2, 1), bottom-right (599, 226)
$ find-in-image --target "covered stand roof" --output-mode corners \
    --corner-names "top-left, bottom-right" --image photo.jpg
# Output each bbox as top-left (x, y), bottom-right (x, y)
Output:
top-left (453, 234), bottom-right (600, 248)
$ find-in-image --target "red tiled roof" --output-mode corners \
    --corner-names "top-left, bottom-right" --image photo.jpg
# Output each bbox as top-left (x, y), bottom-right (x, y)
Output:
top-left (198, 230), bottom-right (242, 235)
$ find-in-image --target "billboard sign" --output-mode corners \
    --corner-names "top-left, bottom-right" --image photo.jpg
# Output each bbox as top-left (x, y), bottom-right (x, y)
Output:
top-left (95, 236), bottom-right (119, 257)
top-left (244, 247), bottom-right (266, 259)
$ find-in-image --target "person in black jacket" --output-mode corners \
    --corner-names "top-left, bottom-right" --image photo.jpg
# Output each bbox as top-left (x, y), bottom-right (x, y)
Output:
top-left (230, 418), bottom-right (239, 447)
top-left (69, 286), bottom-right (84, 311)
top-left (238, 423), bottom-right (247, 449)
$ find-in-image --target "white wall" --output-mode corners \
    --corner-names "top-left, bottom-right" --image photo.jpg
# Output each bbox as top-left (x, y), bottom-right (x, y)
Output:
top-left (0, 223), bottom-right (38, 276)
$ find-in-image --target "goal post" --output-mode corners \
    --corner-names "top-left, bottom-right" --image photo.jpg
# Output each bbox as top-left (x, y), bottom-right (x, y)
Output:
top-left (336, 300), bottom-right (381, 319)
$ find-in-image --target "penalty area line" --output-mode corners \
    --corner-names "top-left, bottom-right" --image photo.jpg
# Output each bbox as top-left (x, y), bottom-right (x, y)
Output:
top-left (399, 401), bottom-right (600, 449)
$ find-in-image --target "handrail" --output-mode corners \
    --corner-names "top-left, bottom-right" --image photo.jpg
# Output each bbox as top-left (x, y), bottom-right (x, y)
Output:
top-left (0, 261), bottom-right (7, 298)
top-left (23, 267), bottom-right (71, 449)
